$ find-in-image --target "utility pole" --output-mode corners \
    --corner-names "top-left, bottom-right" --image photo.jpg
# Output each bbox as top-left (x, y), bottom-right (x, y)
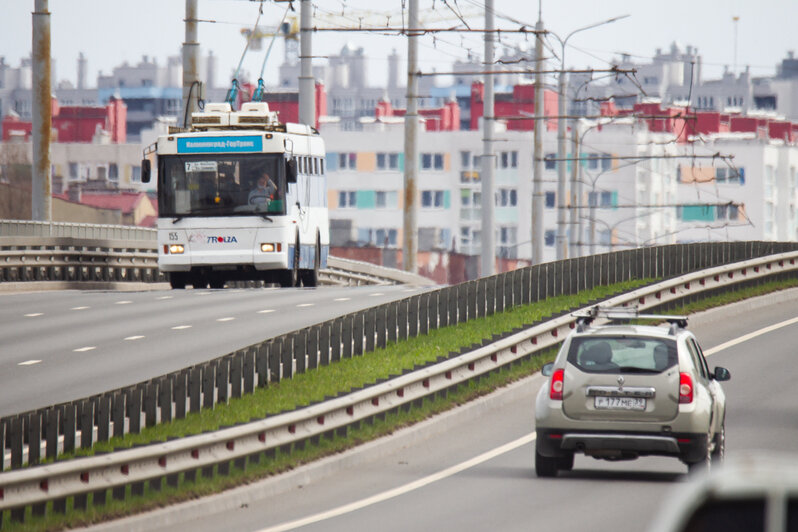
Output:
top-left (298, 0), bottom-right (315, 126)
top-left (569, 121), bottom-right (580, 258)
top-left (480, 0), bottom-right (495, 276)
top-left (555, 45), bottom-right (568, 260)
top-left (402, 0), bottom-right (419, 273)
top-left (32, 0), bottom-right (52, 221)
top-left (531, 17), bottom-right (545, 264)
top-left (182, 0), bottom-right (201, 126)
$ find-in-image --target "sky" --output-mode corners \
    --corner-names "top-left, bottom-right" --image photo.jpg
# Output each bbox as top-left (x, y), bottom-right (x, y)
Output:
top-left (1, 0), bottom-right (796, 93)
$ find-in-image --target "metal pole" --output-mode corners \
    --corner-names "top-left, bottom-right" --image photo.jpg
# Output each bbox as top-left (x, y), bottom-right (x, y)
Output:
top-left (569, 121), bottom-right (580, 258)
top-left (182, 0), bottom-right (200, 125)
top-left (402, 0), bottom-right (419, 273)
top-left (531, 18), bottom-right (545, 264)
top-left (555, 43), bottom-right (568, 260)
top-left (480, 0), bottom-right (495, 277)
top-left (32, 0), bottom-right (51, 221)
top-left (299, 0), bottom-right (315, 126)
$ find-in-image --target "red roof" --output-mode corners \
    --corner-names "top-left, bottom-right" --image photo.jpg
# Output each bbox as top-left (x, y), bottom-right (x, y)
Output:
top-left (75, 192), bottom-right (148, 214)
top-left (138, 215), bottom-right (157, 228)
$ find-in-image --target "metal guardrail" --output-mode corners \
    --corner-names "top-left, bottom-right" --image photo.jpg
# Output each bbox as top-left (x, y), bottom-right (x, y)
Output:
top-left (0, 220), bottom-right (414, 287)
top-left (0, 250), bottom-right (796, 521)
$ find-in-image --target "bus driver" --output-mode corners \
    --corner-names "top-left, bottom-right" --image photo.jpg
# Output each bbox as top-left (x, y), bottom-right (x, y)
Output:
top-left (248, 172), bottom-right (277, 206)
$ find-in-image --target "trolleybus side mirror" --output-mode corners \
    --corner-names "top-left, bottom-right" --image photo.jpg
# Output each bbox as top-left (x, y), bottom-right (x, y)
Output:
top-left (141, 159), bottom-right (151, 183)
top-left (286, 159), bottom-right (298, 184)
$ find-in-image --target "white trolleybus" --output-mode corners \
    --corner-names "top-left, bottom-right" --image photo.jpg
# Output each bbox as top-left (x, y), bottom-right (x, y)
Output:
top-left (142, 102), bottom-right (328, 289)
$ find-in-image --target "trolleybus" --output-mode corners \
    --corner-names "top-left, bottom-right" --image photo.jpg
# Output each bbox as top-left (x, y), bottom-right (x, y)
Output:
top-left (142, 101), bottom-right (328, 289)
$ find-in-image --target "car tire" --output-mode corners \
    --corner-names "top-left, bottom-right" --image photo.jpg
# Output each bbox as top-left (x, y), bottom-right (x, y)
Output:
top-left (558, 452), bottom-right (574, 472)
top-left (169, 272), bottom-right (187, 289)
top-left (535, 448), bottom-right (559, 478)
top-left (687, 431), bottom-right (712, 474)
top-left (711, 423), bottom-right (725, 465)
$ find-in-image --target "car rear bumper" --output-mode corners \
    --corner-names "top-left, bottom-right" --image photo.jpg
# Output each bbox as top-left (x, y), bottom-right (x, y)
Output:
top-left (536, 429), bottom-right (709, 462)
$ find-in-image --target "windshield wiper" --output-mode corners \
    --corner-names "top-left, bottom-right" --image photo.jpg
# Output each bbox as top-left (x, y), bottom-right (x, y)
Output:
top-left (617, 366), bottom-right (662, 374)
top-left (172, 216), bottom-right (183, 223)
top-left (259, 214), bottom-right (273, 222)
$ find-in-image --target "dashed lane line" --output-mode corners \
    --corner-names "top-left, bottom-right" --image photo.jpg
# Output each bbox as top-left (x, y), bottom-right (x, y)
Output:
top-left (18, 360), bottom-right (41, 366)
top-left (24, 313), bottom-right (43, 317)
top-left (334, 297), bottom-right (351, 302)
top-left (71, 306), bottom-right (89, 310)
top-left (115, 300), bottom-right (132, 305)
top-left (296, 303), bottom-right (315, 308)
top-left (171, 325), bottom-right (193, 330)
top-left (217, 317), bottom-right (236, 322)
top-left (73, 346), bottom-right (96, 352)
top-left (124, 335), bottom-right (145, 341)
top-left (258, 309), bottom-right (275, 314)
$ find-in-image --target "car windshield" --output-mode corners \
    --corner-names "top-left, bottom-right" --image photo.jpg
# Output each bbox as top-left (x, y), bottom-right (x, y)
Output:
top-left (566, 335), bottom-right (677, 374)
top-left (158, 154), bottom-right (285, 217)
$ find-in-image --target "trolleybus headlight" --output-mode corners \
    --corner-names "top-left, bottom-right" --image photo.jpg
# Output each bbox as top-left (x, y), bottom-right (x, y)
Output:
top-left (261, 243), bottom-right (276, 252)
top-left (169, 244), bottom-right (185, 254)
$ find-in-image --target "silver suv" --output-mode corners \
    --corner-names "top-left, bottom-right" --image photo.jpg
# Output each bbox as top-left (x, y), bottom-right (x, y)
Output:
top-left (535, 306), bottom-right (730, 477)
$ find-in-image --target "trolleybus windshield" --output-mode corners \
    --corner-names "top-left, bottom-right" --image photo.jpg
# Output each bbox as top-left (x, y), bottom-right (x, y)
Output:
top-left (158, 154), bottom-right (286, 217)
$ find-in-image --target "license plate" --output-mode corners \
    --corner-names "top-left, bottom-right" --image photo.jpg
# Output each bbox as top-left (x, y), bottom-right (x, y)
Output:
top-left (594, 396), bottom-right (646, 411)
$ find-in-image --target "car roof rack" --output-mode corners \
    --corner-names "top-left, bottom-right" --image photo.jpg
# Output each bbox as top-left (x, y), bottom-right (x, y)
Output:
top-left (573, 305), bottom-right (688, 334)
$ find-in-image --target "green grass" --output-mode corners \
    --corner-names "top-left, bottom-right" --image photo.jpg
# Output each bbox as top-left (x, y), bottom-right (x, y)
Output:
top-left (4, 276), bottom-right (797, 531)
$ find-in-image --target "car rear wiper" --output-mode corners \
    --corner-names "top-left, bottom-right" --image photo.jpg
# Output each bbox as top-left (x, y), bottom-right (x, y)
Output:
top-left (259, 214), bottom-right (273, 222)
top-left (617, 366), bottom-right (662, 374)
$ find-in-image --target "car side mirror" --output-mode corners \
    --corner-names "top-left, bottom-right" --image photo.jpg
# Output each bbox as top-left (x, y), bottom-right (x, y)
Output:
top-left (713, 366), bottom-right (731, 381)
top-left (286, 159), bottom-right (297, 184)
top-left (141, 159), bottom-right (151, 183)
top-left (542, 363), bottom-right (554, 377)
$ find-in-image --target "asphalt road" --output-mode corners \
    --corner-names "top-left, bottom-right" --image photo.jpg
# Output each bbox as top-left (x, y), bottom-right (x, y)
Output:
top-left (97, 288), bottom-right (798, 532)
top-left (0, 284), bottom-right (426, 416)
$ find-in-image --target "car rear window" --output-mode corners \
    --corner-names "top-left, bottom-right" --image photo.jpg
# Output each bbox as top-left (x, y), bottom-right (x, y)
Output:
top-left (566, 336), bottom-right (678, 374)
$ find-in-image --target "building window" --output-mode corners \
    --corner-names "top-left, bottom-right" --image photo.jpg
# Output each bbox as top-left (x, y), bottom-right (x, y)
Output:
top-left (601, 154), bottom-right (612, 171)
top-left (434, 153), bottom-right (444, 170)
top-left (377, 153), bottom-right (387, 169)
top-left (600, 191), bottom-right (613, 207)
top-left (544, 153), bottom-right (556, 170)
top-left (498, 188), bottom-right (517, 207)
top-left (69, 162), bottom-right (78, 180)
top-left (545, 191), bottom-right (556, 208)
top-left (511, 151), bottom-right (518, 168)
top-left (339, 191), bottom-right (357, 208)
top-left (109, 163), bottom-right (118, 181)
top-left (544, 230), bottom-right (555, 247)
top-left (422, 153), bottom-right (432, 169)
top-left (460, 151), bottom-right (471, 169)
top-left (375, 191), bottom-right (387, 208)
top-left (388, 153), bottom-right (399, 169)
top-left (588, 153), bottom-right (599, 170)
top-left (422, 190), bottom-right (445, 208)
top-left (131, 166), bottom-right (141, 183)
top-left (338, 153), bottom-right (357, 169)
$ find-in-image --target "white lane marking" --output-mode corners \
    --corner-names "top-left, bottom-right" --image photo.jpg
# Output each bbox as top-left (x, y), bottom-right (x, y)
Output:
top-left (195, 292), bottom-right (212, 296)
top-left (73, 346), bottom-right (96, 352)
top-left (124, 335), bottom-right (145, 341)
top-left (258, 309), bottom-right (275, 314)
top-left (171, 325), bottom-right (192, 330)
top-left (156, 296), bottom-right (173, 300)
top-left (115, 300), bottom-right (132, 305)
top-left (18, 360), bottom-right (41, 366)
top-left (217, 317), bottom-right (235, 322)
top-left (369, 292), bottom-right (384, 297)
top-left (704, 315), bottom-right (798, 357)
top-left (24, 313), bottom-right (43, 317)
top-left (71, 306), bottom-right (89, 311)
top-left (333, 297), bottom-right (351, 302)
top-left (296, 303), bottom-right (314, 308)
top-left (257, 433), bottom-right (536, 532)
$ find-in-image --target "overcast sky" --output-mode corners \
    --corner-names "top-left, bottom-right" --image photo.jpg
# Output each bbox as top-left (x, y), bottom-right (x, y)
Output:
top-left (1, 0), bottom-right (795, 92)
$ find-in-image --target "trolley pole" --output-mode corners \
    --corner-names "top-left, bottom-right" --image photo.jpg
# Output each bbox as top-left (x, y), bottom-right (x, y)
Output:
top-left (32, 0), bottom-right (52, 221)
top-left (402, 0), bottom-right (419, 273)
top-left (298, 0), bottom-right (315, 126)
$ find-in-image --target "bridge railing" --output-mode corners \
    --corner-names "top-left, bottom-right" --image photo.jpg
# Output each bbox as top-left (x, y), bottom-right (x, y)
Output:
top-left (0, 247), bottom-right (796, 523)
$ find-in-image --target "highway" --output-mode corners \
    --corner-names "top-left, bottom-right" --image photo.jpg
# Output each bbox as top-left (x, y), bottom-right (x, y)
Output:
top-left (0, 285), bottom-right (426, 416)
top-left (92, 288), bottom-right (798, 532)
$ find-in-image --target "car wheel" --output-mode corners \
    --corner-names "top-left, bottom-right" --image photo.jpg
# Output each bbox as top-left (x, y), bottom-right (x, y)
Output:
top-left (558, 452), bottom-right (574, 472)
top-left (688, 431), bottom-right (712, 474)
top-left (711, 423), bottom-right (725, 465)
top-left (535, 448), bottom-right (559, 478)
top-left (169, 272), bottom-right (187, 289)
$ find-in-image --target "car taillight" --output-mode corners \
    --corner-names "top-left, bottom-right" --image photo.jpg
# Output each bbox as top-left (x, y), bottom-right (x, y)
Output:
top-left (550, 369), bottom-right (564, 400)
top-left (679, 372), bottom-right (693, 404)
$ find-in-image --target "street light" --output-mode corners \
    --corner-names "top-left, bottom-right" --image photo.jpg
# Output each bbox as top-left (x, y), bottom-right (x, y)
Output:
top-left (550, 14), bottom-right (629, 260)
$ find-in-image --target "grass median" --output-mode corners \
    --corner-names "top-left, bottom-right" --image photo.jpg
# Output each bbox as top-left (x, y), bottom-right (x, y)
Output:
top-left (6, 276), bottom-right (798, 531)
